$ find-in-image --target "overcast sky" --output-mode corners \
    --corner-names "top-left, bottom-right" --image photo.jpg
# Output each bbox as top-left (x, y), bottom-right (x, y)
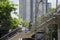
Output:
top-left (48, 0), bottom-right (60, 8)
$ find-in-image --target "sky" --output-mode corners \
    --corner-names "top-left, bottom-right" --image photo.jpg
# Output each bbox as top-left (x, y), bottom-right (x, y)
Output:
top-left (48, 0), bottom-right (60, 8)
top-left (10, 0), bottom-right (19, 18)
top-left (10, 0), bottom-right (19, 13)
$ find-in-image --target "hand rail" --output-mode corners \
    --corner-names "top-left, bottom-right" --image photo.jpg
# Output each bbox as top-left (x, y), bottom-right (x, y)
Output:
top-left (0, 14), bottom-right (56, 40)
top-left (0, 28), bottom-right (19, 40)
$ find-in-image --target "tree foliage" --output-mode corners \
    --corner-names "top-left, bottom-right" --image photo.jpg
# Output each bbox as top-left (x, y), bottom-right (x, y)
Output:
top-left (37, 13), bottom-right (51, 25)
top-left (0, 0), bottom-right (17, 29)
top-left (15, 13), bottom-right (29, 27)
top-left (18, 19), bottom-right (29, 27)
top-left (9, 18), bottom-right (19, 29)
top-left (49, 8), bottom-right (55, 13)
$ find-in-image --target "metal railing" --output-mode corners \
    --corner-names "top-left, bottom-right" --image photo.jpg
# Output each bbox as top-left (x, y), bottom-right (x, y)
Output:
top-left (0, 28), bottom-right (19, 40)
top-left (0, 13), bottom-right (56, 40)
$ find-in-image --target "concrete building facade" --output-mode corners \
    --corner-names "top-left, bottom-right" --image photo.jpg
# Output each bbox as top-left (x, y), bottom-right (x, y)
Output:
top-left (19, 0), bottom-right (31, 22)
top-left (19, 0), bottom-right (51, 22)
top-left (19, 0), bottom-right (26, 20)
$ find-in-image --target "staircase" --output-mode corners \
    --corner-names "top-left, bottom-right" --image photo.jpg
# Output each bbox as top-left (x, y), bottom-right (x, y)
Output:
top-left (9, 17), bottom-right (55, 40)
top-left (0, 14), bottom-right (56, 40)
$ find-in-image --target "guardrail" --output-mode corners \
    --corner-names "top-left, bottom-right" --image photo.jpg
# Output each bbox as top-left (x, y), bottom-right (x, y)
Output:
top-left (0, 28), bottom-right (19, 40)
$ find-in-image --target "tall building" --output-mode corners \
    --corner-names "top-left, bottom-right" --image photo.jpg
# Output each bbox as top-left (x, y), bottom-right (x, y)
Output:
top-left (19, 0), bottom-right (51, 22)
top-left (19, 0), bottom-right (27, 20)
top-left (19, 0), bottom-right (33, 22)
top-left (38, 0), bottom-right (48, 16)
top-left (32, 0), bottom-right (47, 22)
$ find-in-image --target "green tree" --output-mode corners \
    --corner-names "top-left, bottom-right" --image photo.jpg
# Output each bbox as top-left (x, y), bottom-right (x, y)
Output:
top-left (15, 13), bottom-right (29, 27)
top-left (49, 8), bottom-right (55, 13)
top-left (10, 18), bottom-right (19, 29)
top-left (0, 0), bottom-right (17, 29)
